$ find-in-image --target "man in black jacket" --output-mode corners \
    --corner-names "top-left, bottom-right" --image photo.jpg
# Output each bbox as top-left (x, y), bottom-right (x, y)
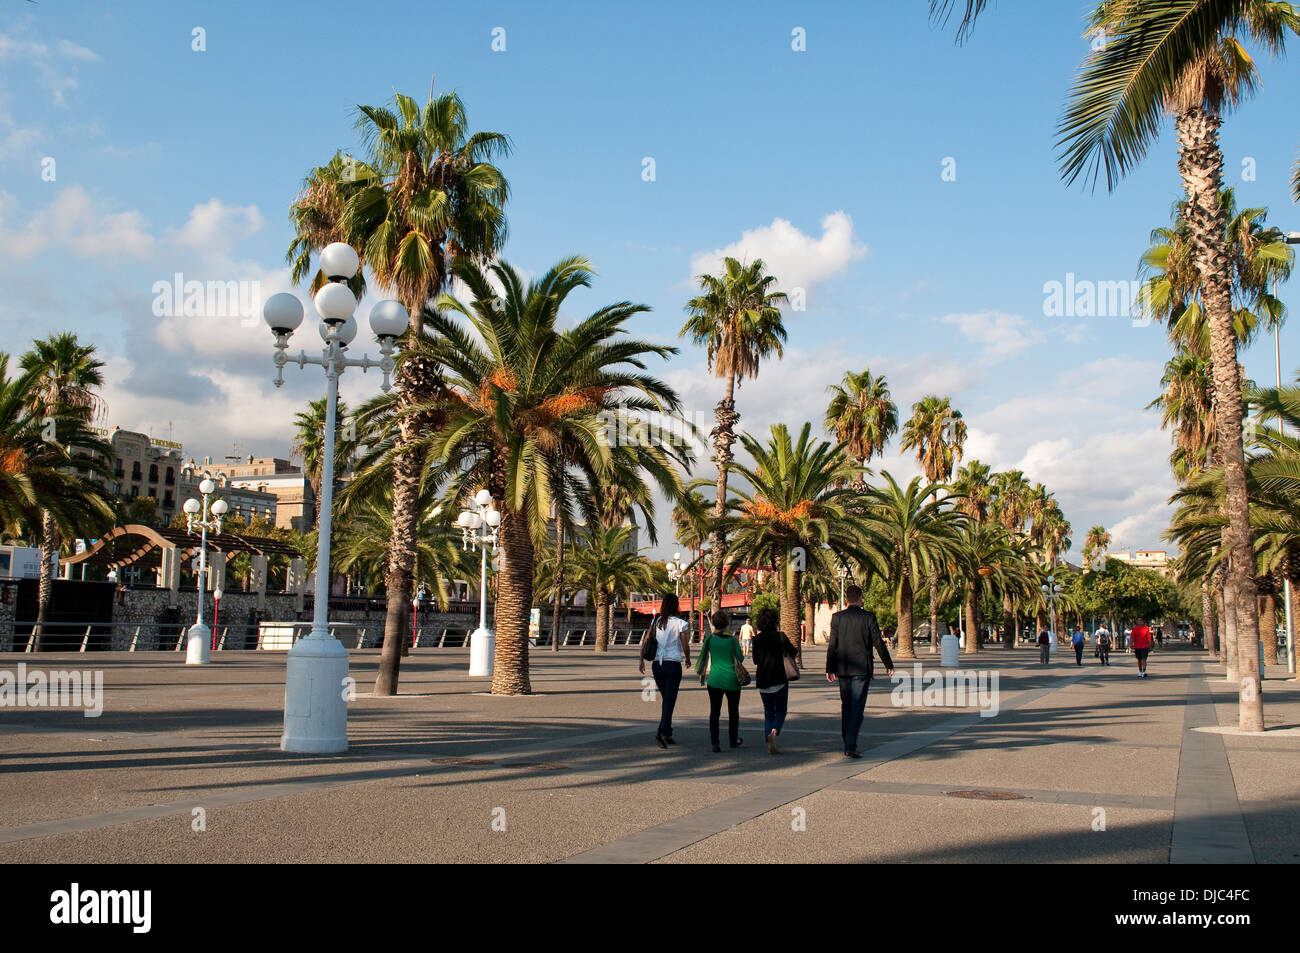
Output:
top-left (825, 585), bottom-right (894, 758)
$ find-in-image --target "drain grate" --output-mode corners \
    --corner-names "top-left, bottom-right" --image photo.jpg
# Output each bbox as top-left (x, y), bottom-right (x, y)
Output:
top-left (429, 757), bottom-right (496, 766)
top-left (945, 789), bottom-right (1027, 800)
top-left (498, 761), bottom-right (569, 771)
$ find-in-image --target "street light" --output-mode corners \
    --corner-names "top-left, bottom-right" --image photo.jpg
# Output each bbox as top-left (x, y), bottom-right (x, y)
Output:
top-left (262, 241), bottom-right (409, 754)
top-left (1041, 574), bottom-right (1063, 655)
top-left (836, 560), bottom-right (851, 610)
top-left (458, 489), bottom-right (501, 677)
top-left (182, 479), bottom-right (227, 665)
top-left (666, 552), bottom-right (686, 596)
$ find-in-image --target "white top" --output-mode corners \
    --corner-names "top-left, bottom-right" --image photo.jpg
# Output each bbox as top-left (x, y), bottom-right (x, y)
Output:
top-left (652, 616), bottom-right (689, 663)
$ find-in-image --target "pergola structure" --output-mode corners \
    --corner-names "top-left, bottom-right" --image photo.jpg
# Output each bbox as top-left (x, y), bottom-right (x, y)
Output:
top-left (64, 524), bottom-right (301, 574)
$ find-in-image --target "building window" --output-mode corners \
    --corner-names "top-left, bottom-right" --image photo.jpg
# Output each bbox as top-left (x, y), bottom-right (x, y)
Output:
top-left (132, 462), bottom-right (142, 480)
top-left (163, 492), bottom-right (174, 508)
top-left (130, 486), bottom-right (139, 499)
top-left (149, 463), bottom-right (158, 483)
top-left (165, 467), bottom-right (175, 485)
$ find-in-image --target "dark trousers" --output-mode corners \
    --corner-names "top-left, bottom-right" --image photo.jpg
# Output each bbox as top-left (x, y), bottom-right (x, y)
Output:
top-left (838, 675), bottom-right (870, 752)
top-left (651, 660), bottom-right (682, 738)
top-left (1099, 648), bottom-right (1109, 665)
top-left (707, 686), bottom-right (740, 745)
top-left (760, 684), bottom-right (789, 736)
top-left (1073, 644), bottom-right (1084, 665)
top-left (1039, 644), bottom-right (1050, 664)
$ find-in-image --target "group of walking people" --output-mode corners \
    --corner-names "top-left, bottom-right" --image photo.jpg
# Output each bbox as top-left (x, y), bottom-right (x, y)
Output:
top-left (1037, 618), bottom-right (1153, 675)
top-left (638, 586), bottom-right (895, 758)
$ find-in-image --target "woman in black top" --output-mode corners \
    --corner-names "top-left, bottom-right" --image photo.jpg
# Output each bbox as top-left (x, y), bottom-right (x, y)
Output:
top-left (749, 607), bottom-right (798, 754)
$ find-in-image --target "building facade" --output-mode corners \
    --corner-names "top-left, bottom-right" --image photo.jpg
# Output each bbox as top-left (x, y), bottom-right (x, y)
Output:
top-left (202, 457), bottom-right (315, 532)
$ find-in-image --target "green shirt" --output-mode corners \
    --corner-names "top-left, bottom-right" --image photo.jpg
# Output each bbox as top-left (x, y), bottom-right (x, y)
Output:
top-left (697, 633), bottom-right (743, 691)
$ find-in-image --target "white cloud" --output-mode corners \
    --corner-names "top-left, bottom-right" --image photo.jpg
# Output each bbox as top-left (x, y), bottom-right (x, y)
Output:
top-left (688, 210), bottom-right (866, 295)
top-left (940, 310), bottom-right (1040, 359)
top-left (169, 199), bottom-right (264, 252)
top-left (0, 26), bottom-right (98, 106)
top-left (0, 185), bottom-right (154, 260)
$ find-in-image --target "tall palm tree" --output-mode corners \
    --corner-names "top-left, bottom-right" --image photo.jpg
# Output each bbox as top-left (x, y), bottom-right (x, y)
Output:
top-left (1083, 525), bottom-right (1113, 568)
top-left (952, 460), bottom-right (994, 524)
top-left (1058, 0), bottom-right (1298, 731)
top-left (421, 256), bottom-right (685, 694)
top-left (851, 473), bottom-right (967, 659)
top-left (956, 520), bottom-right (1030, 654)
top-left (19, 334), bottom-right (111, 648)
top-left (681, 257), bottom-right (788, 608)
top-left (291, 397), bottom-right (356, 532)
top-left (901, 396), bottom-right (967, 650)
top-left (287, 83), bottom-right (511, 696)
top-left (991, 469), bottom-right (1032, 647)
top-left (722, 422), bottom-right (868, 650)
top-left (824, 369), bottom-right (898, 486)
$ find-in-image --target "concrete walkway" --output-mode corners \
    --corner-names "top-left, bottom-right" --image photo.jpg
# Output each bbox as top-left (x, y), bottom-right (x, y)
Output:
top-left (0, 643), bottom-right (1296, 863)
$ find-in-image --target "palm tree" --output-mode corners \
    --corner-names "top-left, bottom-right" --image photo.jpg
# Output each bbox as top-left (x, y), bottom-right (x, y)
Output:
top-left (722, 422), bottom-right (867, 650)
top-left (824, 369), bottom-right (897, 485)
top-left (990, 469), bottom-right (1032, 647)
top-left (421, 256), bottom-right (685, 693)
top-left (956, 520), bottom-right (1030, 653)
top-left (566, 526), bottom-right (658, 652)
top-left (19, 334), bottom-right (112, 648)
top-left (1083, 526), bottom-right (1113, 569)
top-left (291, 397), bottom-right (356, 532)
top-left (681, 257), bottom-right (788, 608)
top-left (287, 83), bottom-right (511, 696)
top-left (1058, 0), bottom-right (1298, 732)
top-left (852, 473), bottom-right (967, 659)
top-left (952, 460), bottom-right (994, 524)
top-left (901, 395), bottom-right (967, 651)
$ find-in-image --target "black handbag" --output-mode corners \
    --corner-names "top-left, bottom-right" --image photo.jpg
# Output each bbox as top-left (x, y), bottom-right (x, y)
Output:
top-left (641, 618), bottom-right (659, 661)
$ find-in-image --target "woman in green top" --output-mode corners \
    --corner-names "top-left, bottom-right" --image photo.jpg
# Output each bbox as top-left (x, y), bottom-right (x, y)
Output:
top-left (696, 609), bottom-right (745, 752)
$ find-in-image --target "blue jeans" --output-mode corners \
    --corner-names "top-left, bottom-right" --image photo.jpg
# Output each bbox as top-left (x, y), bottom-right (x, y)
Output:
top-left (760, 684), bottom-right (789, 736)
top-left (651, 660), bottom-right (682, 738)
top-left (838, 676), bottom-right (870, 752)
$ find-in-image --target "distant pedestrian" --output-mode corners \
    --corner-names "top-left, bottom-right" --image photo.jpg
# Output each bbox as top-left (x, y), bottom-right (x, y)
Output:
top-left (1071, 627), bottom-right (1086, 666)
top-left (749, 607), bottom-right (798, 754)
top-left (639, 593), bottom-right (691, 749)
top-left (825, 585), bottom-right (894, 759)
top-left (1131, 618), bottom-right (1153, 677)
top-left (1037, 627), bottom-right (1051, 664)
top-left (1096, 626), bottom-right (1112, 666)
top-left (739, 617), bottom-right (755, 658)
top-left (696, 610), bottom-right (746, 752)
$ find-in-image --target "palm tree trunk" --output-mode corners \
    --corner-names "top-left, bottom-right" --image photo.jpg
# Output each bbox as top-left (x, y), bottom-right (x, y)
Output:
top-left (964, 586), bottom-right (979, 654)
top-left (780, 563), bottom-right (802, 663)
top-left (896, 574), bottom-right (915, 660)
top-left (1177, 106), bottom-right (1261, 730)
top-left (1261, 587), bottom-right (1278, 666)
top-left (493, 497), bottom-right (534, 694)
top-left (1002, 591), bottom-right (1015, 650)
top-left (708, 373), bottom-right (739, 607)
top-left (1202, 579), bottom-right (1217, 658)
top-left (594, 589), bottom-right (610, 652)
top-left (32, 509), bottom-right (59, 651)
top-left (374, 433), bottom-right (420, 694)
top-left (550, 523), bottom-right (564, 653)
top-left (804, 597), bottom-right (816, 646)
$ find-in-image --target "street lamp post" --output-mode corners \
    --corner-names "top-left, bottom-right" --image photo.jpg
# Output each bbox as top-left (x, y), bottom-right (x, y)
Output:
top-left (212, 587), bottom-right (223, 651)
top-left (1041, 574), bottom-right (1063, 656)
top-left (182, 479), bottom-right (227, 665)
top-left (262, 241), bottom-right (409, 754)
top-left (458, 490), bottom-right (501, 677)
top-left (666, 552), bottom-right (686, 596)
top-left (1279, 231), bottom-right (1299, 673)
top-left (836, 561), bottom-right (851, 610)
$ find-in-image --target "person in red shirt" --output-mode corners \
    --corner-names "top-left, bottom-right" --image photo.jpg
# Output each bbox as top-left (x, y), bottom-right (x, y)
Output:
top-left (1131, 618), bottom-right (1153, 677)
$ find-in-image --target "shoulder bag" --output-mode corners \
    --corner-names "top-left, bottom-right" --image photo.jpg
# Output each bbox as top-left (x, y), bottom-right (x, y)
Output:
top-left (641, 617), bottom-right (659, 661)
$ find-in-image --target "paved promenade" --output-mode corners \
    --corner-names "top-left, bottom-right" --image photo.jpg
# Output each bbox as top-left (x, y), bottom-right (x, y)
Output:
top-left (1, 643), bottom-right (1297, 863)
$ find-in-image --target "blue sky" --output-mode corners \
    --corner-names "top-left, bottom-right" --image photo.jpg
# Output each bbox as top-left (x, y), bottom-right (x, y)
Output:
top-left (2, 0), bottom-right (1298, 558)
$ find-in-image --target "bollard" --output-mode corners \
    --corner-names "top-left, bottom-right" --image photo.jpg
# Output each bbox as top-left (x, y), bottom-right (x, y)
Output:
top-left (940, 632), bottom-right (960, 668)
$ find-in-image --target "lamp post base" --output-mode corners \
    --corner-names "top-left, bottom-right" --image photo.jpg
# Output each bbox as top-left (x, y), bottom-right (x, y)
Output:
top-left (468, 627), bottom-right (495, 677)
top-left (185, 623), bottom-right (211, 665)
top-left (281, 627), bottom-right (349, 753)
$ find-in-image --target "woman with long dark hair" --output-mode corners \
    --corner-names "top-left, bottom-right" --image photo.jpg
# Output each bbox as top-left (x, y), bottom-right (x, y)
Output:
top-left (639, 592), bottom-right (692, 748)
top-left (749, 607), bottom-right (798, 754)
